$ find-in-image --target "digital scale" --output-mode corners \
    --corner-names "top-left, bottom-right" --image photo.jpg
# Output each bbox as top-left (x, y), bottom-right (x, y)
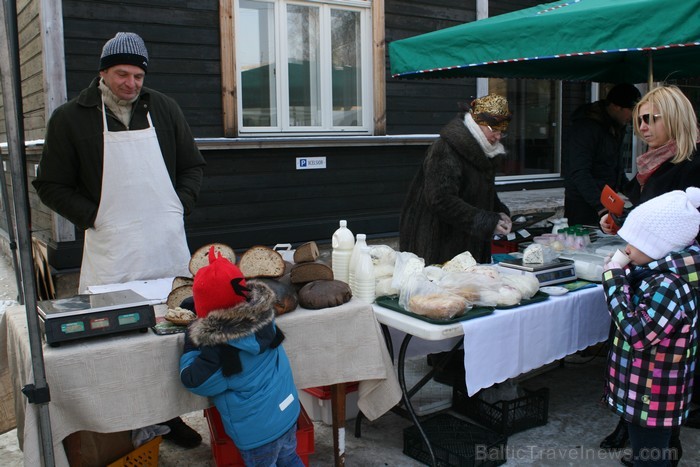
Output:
top-left (37, 289), bottom-right (156, 346)
top-left (496, 257), bottom-right (577, 286)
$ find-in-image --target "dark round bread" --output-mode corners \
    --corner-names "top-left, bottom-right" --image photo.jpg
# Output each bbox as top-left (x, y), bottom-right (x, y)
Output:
top-left (298, 280), bottom-right (352, 309)
top-left (249, 278), bottom-right (299, 315)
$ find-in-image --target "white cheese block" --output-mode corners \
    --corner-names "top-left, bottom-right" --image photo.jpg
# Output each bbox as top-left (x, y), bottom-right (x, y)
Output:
top-left (523, 244), bottom-right (544, 264)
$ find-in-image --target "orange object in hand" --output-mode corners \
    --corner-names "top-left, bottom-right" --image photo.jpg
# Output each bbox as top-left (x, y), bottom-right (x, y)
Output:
top-left (600, 185), bottom-right (624, 234)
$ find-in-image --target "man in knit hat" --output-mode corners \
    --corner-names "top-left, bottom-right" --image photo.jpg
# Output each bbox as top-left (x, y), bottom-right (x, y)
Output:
top-left (602, 187), bottom-right (700, 466)
top-left (563, 83), bottom-right (641, 226)
top-left (180, 247), bottom-right (304, 466)
top-left (33, 32), bottom-right (206, 447)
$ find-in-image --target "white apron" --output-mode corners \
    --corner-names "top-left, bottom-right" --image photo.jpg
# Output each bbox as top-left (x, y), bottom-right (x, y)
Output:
top-left (78, 102), bottom-right (192, 293)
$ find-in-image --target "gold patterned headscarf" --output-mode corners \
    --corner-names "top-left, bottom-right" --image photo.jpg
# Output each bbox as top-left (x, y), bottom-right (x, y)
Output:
top-left (470, 94), bottom-right (512, 131)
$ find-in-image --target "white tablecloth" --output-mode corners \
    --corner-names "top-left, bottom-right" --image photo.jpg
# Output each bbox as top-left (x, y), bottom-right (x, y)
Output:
top-left (461, 285), bottom-right (610, 395)
top-left (0, 299), bottom-right (400, 466)
top-left (373, 286), bottom-right (610, 397)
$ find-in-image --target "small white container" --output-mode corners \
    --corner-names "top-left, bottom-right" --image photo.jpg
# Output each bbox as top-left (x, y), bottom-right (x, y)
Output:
top-left (611, 249), bottom-right (631, 267)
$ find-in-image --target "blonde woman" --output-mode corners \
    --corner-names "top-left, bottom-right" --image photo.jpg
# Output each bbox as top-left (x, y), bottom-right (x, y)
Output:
top-left (599, 85), bottom-right (700, 466)
top-left (601, 85), bottom-right (700, 234)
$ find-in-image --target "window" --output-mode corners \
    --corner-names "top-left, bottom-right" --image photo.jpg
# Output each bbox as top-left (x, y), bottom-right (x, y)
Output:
top-left (234, 0), bottom-right (373, 135)
top-left (485, 78), bottom-right (562, 180)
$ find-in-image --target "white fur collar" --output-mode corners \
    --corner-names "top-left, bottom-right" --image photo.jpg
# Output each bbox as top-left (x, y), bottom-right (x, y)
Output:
top-left (463, 113), bottom-right (506, 158)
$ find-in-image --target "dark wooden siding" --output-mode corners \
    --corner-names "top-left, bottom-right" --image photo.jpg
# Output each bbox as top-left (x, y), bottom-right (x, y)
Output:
top-left (384, 0), bottom-right (552, 136)
top-left (186, 143), bottom-right (430, 252)
top-left (384, 0), bottom-right (476, 135)
top-left (62, 0), bottom-right (223, 137)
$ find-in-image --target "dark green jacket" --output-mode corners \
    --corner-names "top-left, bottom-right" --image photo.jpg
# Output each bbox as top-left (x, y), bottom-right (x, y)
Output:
top-left (33, 77), bottom-right (206, 230)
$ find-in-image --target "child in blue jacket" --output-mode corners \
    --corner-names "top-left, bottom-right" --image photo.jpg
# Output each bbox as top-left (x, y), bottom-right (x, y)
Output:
top-left (180, 246), bottom-right (302, 466)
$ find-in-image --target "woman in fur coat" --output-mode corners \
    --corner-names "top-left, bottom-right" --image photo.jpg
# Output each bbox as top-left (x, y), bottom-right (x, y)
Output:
top-left (399, 94), bottom-right (513, 265)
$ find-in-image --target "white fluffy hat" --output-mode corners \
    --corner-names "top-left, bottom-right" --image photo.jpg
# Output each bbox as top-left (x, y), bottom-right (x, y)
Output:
top-left (618, 187), bottom-right (700, 259)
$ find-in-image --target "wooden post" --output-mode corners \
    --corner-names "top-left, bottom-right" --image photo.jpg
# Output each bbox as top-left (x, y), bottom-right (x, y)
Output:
top-left (330, 382), bottom-right (347, 466)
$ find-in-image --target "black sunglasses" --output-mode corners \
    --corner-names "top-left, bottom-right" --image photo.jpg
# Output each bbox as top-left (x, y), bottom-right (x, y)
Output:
top-left (637, 113), bottom-right (662, 126)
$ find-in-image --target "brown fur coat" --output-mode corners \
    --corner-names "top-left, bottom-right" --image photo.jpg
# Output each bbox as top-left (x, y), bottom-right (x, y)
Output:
top-left (399, 116), bottom-right (509, 265)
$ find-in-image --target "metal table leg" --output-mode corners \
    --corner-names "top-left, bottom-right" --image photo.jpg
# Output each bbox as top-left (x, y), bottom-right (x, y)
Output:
top-left (397, 334), bottom-right (437, 467)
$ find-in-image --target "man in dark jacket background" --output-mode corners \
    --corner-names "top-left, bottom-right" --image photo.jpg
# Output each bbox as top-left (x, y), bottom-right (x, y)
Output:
top-left (563, 83), bottom-right (641, 226)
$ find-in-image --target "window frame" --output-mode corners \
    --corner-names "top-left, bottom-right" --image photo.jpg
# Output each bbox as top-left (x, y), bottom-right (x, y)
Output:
top-left (220, 0), bottom-right (384, 137)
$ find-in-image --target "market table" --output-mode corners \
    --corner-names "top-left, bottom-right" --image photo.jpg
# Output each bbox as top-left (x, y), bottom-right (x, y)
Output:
top-left (372, 284), bottom-right (610, 466)
top-left (0, 299), bottom-right (401, 466)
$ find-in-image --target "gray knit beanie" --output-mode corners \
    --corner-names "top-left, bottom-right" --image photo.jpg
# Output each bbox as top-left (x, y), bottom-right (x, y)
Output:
top-left (99, 32), bottom-right (149, 72)
top-left (618, 187), bottom-right (700, 259)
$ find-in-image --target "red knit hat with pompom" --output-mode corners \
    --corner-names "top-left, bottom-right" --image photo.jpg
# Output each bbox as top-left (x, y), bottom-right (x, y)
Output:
top-left (192, 245), bottom-right (249, 317)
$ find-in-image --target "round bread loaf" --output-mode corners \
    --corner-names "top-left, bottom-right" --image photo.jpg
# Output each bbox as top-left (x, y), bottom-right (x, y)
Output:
top-left (189, 243), bottom-right (236, 275)
top-left (298, 280), bottom-right (352, 309)
top-left (238, 245), bottom-right (286, 278)
top-left (249, 278), bottom-right (299, 315)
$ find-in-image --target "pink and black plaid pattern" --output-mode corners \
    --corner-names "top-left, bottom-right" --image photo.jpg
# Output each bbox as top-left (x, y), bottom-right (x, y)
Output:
top-left (602, 243), bottom-right (699, 427)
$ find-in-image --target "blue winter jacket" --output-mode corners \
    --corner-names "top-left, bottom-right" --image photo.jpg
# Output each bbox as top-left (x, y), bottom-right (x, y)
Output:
top-left (179, 281), bottom-right (300, 450)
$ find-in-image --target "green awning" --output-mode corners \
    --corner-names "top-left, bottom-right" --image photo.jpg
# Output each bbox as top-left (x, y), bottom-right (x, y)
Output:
top-left (389, 0), bottom-right (700, 84)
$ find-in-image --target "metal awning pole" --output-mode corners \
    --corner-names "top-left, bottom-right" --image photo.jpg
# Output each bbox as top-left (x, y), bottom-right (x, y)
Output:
top-left (0, 0), bottom-right (55, 465)
top-left (647, 51), bottom-right (654, 89)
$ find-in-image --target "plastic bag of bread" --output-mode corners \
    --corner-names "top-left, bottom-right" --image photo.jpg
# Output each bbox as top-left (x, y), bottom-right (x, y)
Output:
top-left (500, 273), bottom-right (540, 300)
top-left (369, 245), bottom-right (397, 266)
top-left (399, 273), bottom-right (469, 320)
top-left (391, 251), bottom-right (425, 292)
top-left (437, 271), bottom-right (501, 306)
top-left (480, 284), bottom-right (523, 307)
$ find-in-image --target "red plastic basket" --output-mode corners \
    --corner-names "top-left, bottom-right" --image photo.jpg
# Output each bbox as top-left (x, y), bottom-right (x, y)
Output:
top-left (205, 406), bottom-right (314, 467)
top-left (302, 382), bottom-right (359, 399)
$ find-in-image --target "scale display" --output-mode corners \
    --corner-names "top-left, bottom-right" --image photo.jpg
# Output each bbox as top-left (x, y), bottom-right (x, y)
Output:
top-left (38, 289), bottom-right (156, 346)
top-left (497, 258), bottom-right (577, 286)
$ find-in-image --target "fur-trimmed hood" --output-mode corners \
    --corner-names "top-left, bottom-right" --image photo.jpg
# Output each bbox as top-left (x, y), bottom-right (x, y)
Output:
top-left (188, 281), bottom-right (276, 347)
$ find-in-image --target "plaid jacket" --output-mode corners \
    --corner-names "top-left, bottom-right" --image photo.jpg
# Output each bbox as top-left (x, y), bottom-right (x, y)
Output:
top-left (602, 243), bottom-right (699, 427)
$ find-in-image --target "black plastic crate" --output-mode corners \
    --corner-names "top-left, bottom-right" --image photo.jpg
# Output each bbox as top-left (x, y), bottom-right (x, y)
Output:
top-left (427, 349), bottom-right (465, 387)
top-left (403, 413), bottom-right (507, 467)
top-left (452, 385), bottom-right (549, 436)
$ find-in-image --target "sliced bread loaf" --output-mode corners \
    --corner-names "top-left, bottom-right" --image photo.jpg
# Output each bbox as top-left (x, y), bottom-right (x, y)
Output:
top-left (293, 241), bottom-right (320, 263)
top-left (189, 243), bottom-right (236, 275)
top-left (238, 245), bottom-right (286, 278)
top-left (166, 285), bottom-right (193, 310)
top-left (290, 261), bottom-right (334, 284)
top-left (172, 276), bottom-right (194, 289)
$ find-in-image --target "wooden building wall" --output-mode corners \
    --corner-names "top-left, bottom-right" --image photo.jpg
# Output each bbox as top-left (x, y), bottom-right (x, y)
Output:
top-left (61, 0), bottom-right (223, 137)
top-left (3, 0), bottom-right (565, 271)
top-left (0, 0), bottom-right (45, 142)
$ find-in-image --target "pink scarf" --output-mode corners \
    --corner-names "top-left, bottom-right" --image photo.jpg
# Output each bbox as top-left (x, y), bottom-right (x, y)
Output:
top-left (635, 140), bottom-right (677, 188)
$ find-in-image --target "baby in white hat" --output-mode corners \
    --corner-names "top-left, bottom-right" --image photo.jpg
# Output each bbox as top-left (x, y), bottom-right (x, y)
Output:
top-left (601, 186), bottom-right (699, 465)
